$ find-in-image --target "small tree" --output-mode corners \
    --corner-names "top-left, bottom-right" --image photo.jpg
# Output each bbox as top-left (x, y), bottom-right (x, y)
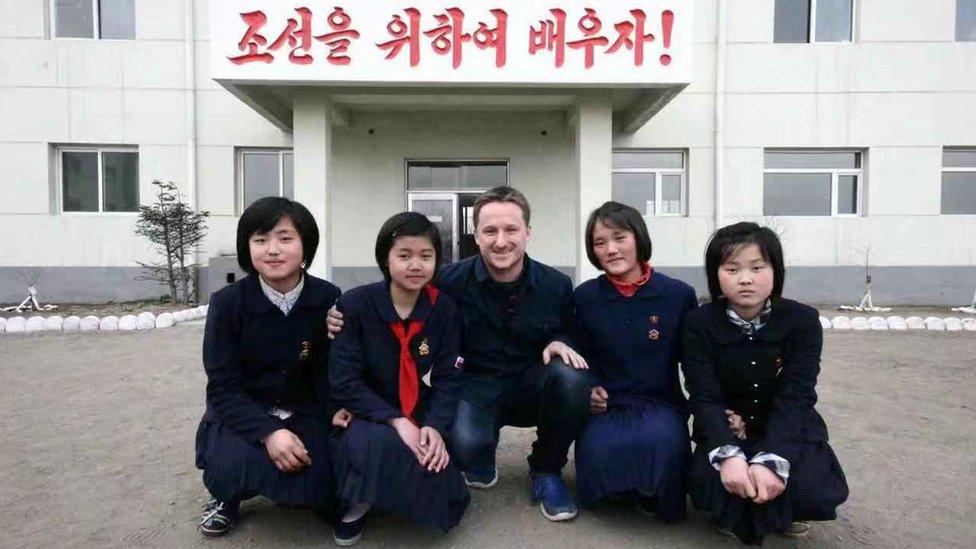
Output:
top-left (135, 180), bottom-right (210, 304)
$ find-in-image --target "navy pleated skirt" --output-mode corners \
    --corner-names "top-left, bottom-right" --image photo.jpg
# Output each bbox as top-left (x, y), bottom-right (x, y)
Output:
top-left (330, 420), bottom-right (470, 532)
top-left (195, 413), bottom-right (335, 511)
top-left (574, 400), bottom-right (691, 521)
top-left (688, 440), bottom-right (849, 545)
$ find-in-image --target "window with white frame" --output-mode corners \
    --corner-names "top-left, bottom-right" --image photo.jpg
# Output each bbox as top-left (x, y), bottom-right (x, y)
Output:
top-left (59, 147), bottom-right (139, 213)
top-left (611, 151), bottom-right (686, 217)
top-left (942, 148), bottom-right (976, 214)
top-left (774, 0), bottom-right (854, 43)
top-left (763, 150), bottom-right (862, 216)
top-left (239, 149), bottom-right (294, 211)
top-left (958, 0), bottom-right (976, 41)
top-left (53, 0), bottom-right (135, 39)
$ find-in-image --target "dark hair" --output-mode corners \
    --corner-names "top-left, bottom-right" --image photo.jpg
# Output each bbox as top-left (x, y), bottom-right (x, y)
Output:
top-left (704, 222), bottom-right (785, 303)
top-left (473, 186), bottom-right (531, 228)
top-left (584, 201), bottom-right (652, 271)
top-left (236, 197), bottom-right (319, 275)
top-left (374, 211), bottom-right (443, 283)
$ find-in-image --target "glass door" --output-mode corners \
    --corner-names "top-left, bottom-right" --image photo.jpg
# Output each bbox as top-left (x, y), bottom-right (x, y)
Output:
top-left (408, 193), bottom-right (458, 264)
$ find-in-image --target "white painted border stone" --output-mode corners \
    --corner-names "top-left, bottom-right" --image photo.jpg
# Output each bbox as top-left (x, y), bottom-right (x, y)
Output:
top-left (80, 316), bottom-right (100, 331)
top-left (43, 316), bottom-right (64, 331)
top-left (136, 312), bottom-right (156, 330)
top-left (99, 316), bottom-right (119, 331)
top-left (26, 316), bottom-right (45, 332)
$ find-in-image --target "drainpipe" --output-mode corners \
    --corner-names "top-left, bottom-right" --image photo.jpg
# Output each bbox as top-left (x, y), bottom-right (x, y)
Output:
top-left (184, 0), bottom-right (202, 299)
top-left (184, 0), bottom-right (198, 210)
top-left (714, 0), bottom-right (727, 231)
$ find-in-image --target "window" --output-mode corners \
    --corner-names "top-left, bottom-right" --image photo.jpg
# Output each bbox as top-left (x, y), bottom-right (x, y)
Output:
top-left (239, 149), bottom-right (294, 211)
top-left (407, 161), bottom-right (508, 190)
top-left (763, 150), bottom-right (862, 216)
top-left (611, 151), bottom-right (686, 217)
top-left (53, 0), bottom-right (135, 39)
top-left (959, 0), bottom-right (976, 41)
top-left (942, 149), bottom-right (976, 214)
top-left (59, 147), bottom-right (139, 213)
top-left (774, 0), bottom-right (854, 43)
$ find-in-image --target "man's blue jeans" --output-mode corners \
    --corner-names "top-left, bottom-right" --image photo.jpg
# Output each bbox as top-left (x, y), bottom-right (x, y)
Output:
top-left (450, 359), bottom-right (591, 477)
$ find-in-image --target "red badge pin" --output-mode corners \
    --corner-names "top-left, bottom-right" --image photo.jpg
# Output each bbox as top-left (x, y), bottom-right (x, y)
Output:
top-left (648, 329), bottom-right (660, 341)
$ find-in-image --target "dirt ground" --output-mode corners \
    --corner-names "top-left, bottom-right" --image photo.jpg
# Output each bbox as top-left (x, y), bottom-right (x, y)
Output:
top-left (0, 326), bottom-right (974, 548)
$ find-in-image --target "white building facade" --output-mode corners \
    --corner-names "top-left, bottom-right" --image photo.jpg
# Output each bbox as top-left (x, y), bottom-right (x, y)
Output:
top-left (1, 0), bottom-right (975, 305)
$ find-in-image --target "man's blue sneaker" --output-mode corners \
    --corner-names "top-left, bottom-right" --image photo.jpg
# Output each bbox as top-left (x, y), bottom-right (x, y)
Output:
top-left (530, 473), bottom-right (578, 522)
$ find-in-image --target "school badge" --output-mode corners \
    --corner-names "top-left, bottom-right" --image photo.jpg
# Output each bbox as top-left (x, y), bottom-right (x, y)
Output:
top-left (649, 315), bottom-right (659, 324)
top-left (773, 356), bottom-right (784, 375)
top-left (418, 338), bottom-right (430, 356)
top-left (648, 329), bottom-right (660, 341)
top-left (299, 340), bottom-right (311, 360)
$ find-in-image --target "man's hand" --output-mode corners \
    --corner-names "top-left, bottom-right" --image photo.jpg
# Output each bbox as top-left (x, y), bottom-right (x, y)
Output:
top-left (748, 463), bottom-right (785, 504)
top-left (542, 340), bottom-right (588, 370)
top-left (725, 409), bottom-right (747, 440)
top-left (589, 386), bottom-right (609, 414)
top-left (418, 426), bottom-right (450, 473)
top-left (719, 456), bottom-right (756, 500)
top-left (331, 408), bottom-right (353, 428)
top-left (263, 429), bottom-right (311, 473)
top-left (326, 306), bottom-right (344, 340)
top-left (389, 417), bottom-right (423, 463)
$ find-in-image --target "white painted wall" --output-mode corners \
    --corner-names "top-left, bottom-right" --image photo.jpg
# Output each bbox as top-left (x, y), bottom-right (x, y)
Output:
top-left (0, 0), bottom-right (974, 282)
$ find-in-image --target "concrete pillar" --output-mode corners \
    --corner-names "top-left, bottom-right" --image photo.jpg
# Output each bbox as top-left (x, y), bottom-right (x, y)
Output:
top-left (573, 93), bottom-right (614, 284)
top-left (292, 91), bottom-right (332, 279)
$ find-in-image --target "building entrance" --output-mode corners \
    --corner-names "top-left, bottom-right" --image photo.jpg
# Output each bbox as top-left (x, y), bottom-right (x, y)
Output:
top-left (406, 161), bottom-right (507, 264)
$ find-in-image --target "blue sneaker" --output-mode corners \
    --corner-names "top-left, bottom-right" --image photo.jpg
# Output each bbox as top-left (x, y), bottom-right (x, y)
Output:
top-left (530, 473), bottom-right (578, 522)
top-left (333, 514), bottom-right (367, 546)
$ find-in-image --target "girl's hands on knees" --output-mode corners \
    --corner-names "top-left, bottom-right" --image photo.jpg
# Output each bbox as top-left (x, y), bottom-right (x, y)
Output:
top-left (542, 341), bottom-right (589, 370)
top-left (418, 426), bottom-right (450, 473)
top-left (720, 456), bottom-right (756, 500)
top-left (389, 417), bottom-right (423, 463)
top-left (331, 408), bottom-right (353, 428)
top-left (263, 429), bottom-right (312, 473)
top-left (748, 464), bottom-right (785, 504)
top-left (325, 306), bottom-right (344, 340)
top-left (589, 386), bottom-right (609, 414)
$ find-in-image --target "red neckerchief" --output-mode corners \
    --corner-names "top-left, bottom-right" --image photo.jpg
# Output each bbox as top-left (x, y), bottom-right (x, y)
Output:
top-left (607, 263), bottom-right (652, 298)
top-left (388, 285), bottom-right (439, 423)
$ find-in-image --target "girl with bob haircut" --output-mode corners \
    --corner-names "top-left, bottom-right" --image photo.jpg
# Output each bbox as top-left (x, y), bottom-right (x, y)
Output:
top-left (328, 212), bottom-right (469, 545)
top-left (195, 197), bottom-right (345, 537)
top-left (572, 201), bottom-right (698, 521)
top-left (681, 222), bottom-right (848, 544)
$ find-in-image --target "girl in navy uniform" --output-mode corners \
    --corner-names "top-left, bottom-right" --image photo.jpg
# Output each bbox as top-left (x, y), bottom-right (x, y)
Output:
top-left (329, 212), bottom-right (469, 545)
top-left (195, 197), bottom-right (345, 536)
top-left (682, 222), bottom-right (848, 544)
top-left (573, 202), bottom-right (697, 521)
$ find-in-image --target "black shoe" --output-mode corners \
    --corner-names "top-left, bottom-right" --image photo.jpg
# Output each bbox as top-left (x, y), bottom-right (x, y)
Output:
top-left (199, 498), bottom-right (238, 537)
top-left (333, 514), bottom-right (367, 546)
top-left (636, 494), bottom-right (658, 518)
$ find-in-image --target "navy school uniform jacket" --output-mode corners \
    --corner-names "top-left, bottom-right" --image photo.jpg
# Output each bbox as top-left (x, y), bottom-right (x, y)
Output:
top-left (436, 254), bottom-right (575, 379)
top-left (328, 282), bottom-right (462, 438)
top-left (201, 274), bottom-right (341, 444)
top-left (681, 298), bottom-right (830, 465)
top-left (574, 272), bottom-right (698, 410)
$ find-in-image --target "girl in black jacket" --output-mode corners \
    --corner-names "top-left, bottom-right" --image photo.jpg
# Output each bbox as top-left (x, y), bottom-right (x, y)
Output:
top-left (195, 198), bottom-right (345, 537)
top-left (681, 222), bottom-right (848, 545)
